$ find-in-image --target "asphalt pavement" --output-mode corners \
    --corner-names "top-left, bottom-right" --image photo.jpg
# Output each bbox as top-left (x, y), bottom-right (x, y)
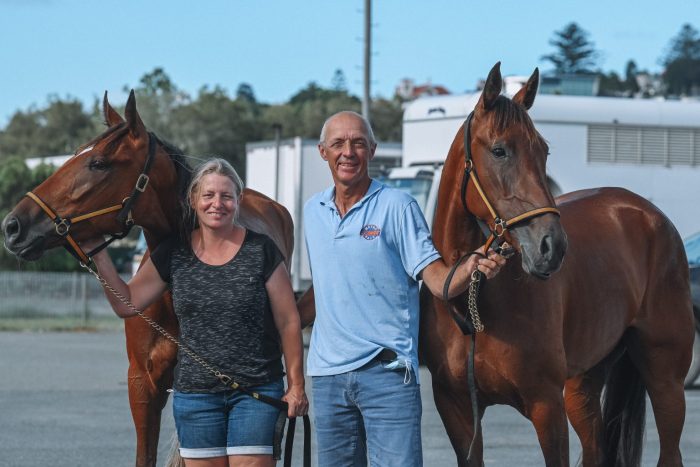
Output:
top-left (0, 331), bottom-right (698, 466)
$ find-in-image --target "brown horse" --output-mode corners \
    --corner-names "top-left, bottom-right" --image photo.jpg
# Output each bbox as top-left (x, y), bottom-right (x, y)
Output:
top-left (420, 63), bottom-right (694, 466)
top-left (2, 91), bottom-right (294, 467)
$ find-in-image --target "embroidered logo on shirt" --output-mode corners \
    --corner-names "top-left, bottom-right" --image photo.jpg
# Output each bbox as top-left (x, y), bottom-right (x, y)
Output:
top-left (360, 224), bottom-right (381, 240)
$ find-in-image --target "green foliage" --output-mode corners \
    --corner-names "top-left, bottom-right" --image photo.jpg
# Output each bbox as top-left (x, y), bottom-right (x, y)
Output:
top-left (169, 85), bottom-right (263, 173)
top-left (661, 24), bottom-right (700, 96)
top-left (0, 97), bottom-right (100, 159)
top-left (370, 97), bottom-right (403, 142)
top-left (541, 22), bottom-right (599, 74)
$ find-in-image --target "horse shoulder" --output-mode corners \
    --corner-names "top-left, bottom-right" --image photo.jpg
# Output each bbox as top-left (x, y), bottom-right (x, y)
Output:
top-left (238, 189), bottom-right (294, 265)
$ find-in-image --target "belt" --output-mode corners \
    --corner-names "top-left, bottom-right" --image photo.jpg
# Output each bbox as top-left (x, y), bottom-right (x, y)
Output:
top-left (373, 348), bottom-right (398, 362)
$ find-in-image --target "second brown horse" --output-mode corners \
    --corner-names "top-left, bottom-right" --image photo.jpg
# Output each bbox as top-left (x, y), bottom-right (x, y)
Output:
top-left (421, 63), bottom-right (693, 466)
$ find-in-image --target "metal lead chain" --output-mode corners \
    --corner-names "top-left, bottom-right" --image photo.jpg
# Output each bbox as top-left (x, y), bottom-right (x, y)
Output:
top-left (467, 270), bottom-right (484, 332)
top-left (81, 262), bottom-right (227, 383)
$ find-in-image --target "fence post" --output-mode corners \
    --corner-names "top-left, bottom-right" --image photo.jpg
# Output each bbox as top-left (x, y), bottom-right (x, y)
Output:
top-left (81, 274), bottom-right (89, 325)
top-left (70, 272), bottom-right (78, 313)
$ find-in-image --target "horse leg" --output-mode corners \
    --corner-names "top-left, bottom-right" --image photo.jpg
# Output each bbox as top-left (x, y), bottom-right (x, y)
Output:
top-left (624, 325), bottom-right (691, 467)
top-left (564, 368), bottom-right (605, 467)
top-left (127, 332), bottom-right (178, 467)
top-left (525, 390), bottom-right (570, 466)
top-left (432, 379), bottom-right (484, 467)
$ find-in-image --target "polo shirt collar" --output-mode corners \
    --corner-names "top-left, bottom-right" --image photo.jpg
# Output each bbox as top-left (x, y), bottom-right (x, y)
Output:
top-left (319, 179), bottom-right (384, 212)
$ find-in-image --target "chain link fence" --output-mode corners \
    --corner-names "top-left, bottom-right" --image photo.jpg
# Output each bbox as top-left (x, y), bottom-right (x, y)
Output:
top-left (0, 271), bottom-right (130, 320)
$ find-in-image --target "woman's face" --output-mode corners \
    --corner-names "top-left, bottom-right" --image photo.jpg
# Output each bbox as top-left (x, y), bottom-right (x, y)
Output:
top-left (193, 173), bottom-right (238, 230)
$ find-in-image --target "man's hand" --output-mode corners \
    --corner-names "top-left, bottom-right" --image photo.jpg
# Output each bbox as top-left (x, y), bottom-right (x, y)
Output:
top-left (472, 246), bottom-right (506, 280)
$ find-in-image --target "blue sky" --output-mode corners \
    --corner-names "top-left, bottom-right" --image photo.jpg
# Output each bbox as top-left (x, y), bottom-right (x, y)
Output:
top-left (1, 0), bottom-right (697, 125)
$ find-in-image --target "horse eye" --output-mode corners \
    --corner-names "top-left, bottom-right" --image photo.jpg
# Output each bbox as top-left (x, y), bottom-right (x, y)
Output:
top-left (491, 147), bottom-right (507, 158)
top-left (88, 159), bottom-right (110, 171)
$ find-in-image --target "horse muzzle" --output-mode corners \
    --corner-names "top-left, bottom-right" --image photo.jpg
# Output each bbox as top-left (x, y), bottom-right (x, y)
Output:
top-left (2, 211), bottom-right (51, 261)
top-left (512, 216), bottom-right (567, 279)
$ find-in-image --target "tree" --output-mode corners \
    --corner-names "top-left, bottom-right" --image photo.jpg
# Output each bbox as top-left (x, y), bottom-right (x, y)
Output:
top-left (370, 97), bottom-right (403, 142)
top-left (169, 85), bottom-right (263, 176)
top-left (662, 24), bottom-right (700, 64)
top-left (597, 71), bottom-right (625, 97)
top-left (541, 22), bottom-right (599, 74)
top-left (331, 69), bottom-right (347, 92)
top-left (236, 83), bottom-right (257, 104)
top-left (661, 24), bottom-right (700, 96)
top-left (624, 60), bottom-right (641, 94)
top-left (125, 67), bottom-right (188, 136)
top-left (0, 97), bottom-right (99, 160)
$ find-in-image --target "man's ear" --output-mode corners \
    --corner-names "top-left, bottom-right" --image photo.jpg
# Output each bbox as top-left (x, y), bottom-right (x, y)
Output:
top-left (318, 143), bottom-right (328, 161)
top-left (369, 143), bottom-right (377, 160)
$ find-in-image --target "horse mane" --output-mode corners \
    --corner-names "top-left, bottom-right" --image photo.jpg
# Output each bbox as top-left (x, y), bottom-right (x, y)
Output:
top-left (491, 95), bottom-right (547, 150)
top-left (149, 134), bottom-right (193, 244)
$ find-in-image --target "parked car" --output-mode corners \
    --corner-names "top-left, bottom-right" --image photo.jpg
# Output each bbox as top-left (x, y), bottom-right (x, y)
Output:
top-left (684, 231), bottom-right (700, 388)
top-left (131, 232), bottom-right (147, 277)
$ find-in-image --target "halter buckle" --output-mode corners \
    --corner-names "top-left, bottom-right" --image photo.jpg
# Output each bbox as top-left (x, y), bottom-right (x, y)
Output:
top-left (493, 218), bottom-right (507, 237)
top-left (498, 241), bottom-right (516, 259)
top-left (135, 174), bottom-right (150, 192)
top-left (464, 159), bottom-right (473, 173)
top-left (55, 219), bottom-right (71, 236)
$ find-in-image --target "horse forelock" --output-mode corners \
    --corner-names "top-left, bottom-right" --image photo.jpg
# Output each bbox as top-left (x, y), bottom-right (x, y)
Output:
top-left (74, 123), bottom-right (128, 156)
top-left (490, 96), bottom-right (547, 152)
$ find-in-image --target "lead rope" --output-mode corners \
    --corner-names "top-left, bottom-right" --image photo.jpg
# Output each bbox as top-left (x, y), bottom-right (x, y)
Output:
top-left (80, 261), bottom-right (311, 467)
top-left (442, 252), bottom-right (486, 464)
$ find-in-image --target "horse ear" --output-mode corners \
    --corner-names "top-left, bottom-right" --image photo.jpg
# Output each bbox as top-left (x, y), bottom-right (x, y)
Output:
top-left (124, 89), bottom-right (146, 138)
top-left (512, 67), bottom-right (539, 110)
top-left (102, 91), bottom-right (125, 127)
top-left (478, 62), bottom-right (502, 111)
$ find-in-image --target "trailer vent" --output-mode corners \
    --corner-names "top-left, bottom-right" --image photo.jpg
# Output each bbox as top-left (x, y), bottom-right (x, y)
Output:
top-left (588, 125), bottom-right (700, 166)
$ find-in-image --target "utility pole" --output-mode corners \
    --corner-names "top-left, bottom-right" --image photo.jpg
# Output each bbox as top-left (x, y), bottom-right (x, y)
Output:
top-left (362, 0), bottom-right (371, 121)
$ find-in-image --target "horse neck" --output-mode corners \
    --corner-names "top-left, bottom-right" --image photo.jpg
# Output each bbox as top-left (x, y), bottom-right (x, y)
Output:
top-left (432, 143), bottom-right (484, 260)
top-left (139, 156), bottom-right (183, 249)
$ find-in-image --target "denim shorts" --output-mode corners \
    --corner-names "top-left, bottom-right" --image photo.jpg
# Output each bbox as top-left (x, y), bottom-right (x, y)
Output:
top-left (172, 379), bottom-right (284, 458)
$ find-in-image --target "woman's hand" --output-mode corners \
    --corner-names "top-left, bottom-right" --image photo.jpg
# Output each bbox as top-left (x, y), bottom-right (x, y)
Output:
top-left (282, 384), bottom-right (309, 418)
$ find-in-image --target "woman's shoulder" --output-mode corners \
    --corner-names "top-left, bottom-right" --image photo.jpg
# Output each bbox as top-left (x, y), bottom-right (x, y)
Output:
top-left (245, 229), bottom-right (273, 246)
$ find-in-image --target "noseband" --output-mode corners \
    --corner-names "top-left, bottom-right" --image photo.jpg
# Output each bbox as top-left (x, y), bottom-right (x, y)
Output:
top-left (460, 111), bottom-right (560, 255)
top-left (25, 132), bottom-right (157, 264)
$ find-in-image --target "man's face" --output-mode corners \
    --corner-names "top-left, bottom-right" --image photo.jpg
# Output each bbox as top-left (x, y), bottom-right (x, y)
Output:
top-left (319, 113), bottom-right (376, 189)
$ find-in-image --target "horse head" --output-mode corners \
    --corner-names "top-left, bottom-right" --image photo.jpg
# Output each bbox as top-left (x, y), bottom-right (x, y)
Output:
top-left (457, 62), bottom-right (567, 278)
top-left (2, 91), bottom-right (187, 262)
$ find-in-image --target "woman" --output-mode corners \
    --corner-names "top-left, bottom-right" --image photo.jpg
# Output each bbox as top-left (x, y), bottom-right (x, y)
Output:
top-left (86, 158), bottom-right (307, 467)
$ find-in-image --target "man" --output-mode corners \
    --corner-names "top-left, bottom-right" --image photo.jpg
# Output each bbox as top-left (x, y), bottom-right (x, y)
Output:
top-left (303, 111), bottom-right (504, 466)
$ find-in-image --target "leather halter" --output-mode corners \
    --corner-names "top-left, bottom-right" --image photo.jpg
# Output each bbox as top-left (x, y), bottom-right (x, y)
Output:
top-left (460, 111), bottom-right (560, 254)
top-left (25, 132), bottom-right (157, 264)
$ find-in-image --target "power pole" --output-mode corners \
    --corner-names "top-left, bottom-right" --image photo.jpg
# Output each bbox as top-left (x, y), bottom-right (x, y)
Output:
top-left (362, 0), bottom-right (371, 121)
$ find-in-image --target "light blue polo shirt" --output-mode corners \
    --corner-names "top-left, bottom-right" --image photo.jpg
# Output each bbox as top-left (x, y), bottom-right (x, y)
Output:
top-left (304, 179), bottom-right (440, 383)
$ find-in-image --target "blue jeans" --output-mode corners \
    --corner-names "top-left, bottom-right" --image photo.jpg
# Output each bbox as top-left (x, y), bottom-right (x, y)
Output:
top-left (312, 360), bottom-right (422, 467)
top-left (172, 379), bottom-right (284, 458)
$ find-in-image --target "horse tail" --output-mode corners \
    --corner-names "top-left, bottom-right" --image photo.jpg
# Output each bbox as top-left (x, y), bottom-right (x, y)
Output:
top-left (164, 432), bottom-right (185, 467)
top-left (601, 350), bottom-right (646, 467)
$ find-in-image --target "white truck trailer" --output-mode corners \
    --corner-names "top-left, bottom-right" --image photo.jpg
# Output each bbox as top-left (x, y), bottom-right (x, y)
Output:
top-left (385, 92), bottom-right (700, 239)
top-left (245, 137), bottom-right (401, 292)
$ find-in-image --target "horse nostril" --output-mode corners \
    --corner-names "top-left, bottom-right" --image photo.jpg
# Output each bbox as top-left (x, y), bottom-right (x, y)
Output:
top-left (540, 234), bottom-right (552, 259)
top-left (3, 216), bottom-right (21, 243)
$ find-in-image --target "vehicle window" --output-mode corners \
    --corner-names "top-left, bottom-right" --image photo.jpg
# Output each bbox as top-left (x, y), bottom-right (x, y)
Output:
top-left (684, 232), bottom-right (700, 265)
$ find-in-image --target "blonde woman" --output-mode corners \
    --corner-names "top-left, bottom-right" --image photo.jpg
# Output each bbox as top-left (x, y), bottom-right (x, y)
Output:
top-left (86, 158), bottom-right (307, 467)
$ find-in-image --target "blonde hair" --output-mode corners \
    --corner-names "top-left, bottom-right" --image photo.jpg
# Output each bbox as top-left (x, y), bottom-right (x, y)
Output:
top-left (186, 158), bottom-right (244, 227)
